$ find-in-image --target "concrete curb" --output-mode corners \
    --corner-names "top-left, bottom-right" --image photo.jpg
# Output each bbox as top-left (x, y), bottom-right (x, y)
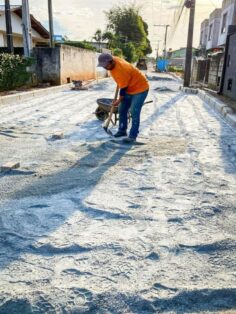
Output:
top-left (168, 72), bottom-right (183, 83)
top-left (180, 87), bottom-right (236, 129)
top-left (0, 77), bottom-right (110, 107)
top-left (0, 83), bottom-right (72, 106)
top-left (180, 86), bottom-right (198, 94)
top-left (197, 89), bottom-right (236, 128)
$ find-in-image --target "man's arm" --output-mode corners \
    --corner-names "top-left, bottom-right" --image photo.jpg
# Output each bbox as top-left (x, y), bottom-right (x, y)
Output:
top-left (112, 87), bottom-right (127, 106)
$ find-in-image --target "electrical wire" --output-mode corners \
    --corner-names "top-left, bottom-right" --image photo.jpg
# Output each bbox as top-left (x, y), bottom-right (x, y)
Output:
top-left (168, 0), bottom-right (186, 43)
top-left (209, 0), bottom-right (218, 8)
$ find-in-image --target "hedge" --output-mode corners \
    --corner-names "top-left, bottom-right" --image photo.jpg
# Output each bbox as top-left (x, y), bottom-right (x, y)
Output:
top-left (0, 53), bottom-right (34, 91)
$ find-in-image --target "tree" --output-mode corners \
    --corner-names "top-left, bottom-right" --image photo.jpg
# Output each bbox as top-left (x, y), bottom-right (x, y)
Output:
top-left (102, 31), bottom-right (115, 49)
top-left (113, 48), bottom-right (123, 57)
top-left (93, 29), bottom-right (103, 51)
top-left (121, 42), bottom-right (137, 63)
top-left (142, 19), bottom-right (152, 55)
top-left (105, 5), bottom-right (152, 61)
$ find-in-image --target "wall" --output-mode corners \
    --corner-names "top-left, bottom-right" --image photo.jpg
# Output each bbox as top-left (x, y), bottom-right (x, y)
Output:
top-left (169, 58), bottom-right (185, 69)
top-left (33, 46), bottom-right (107, 85)
top-left (218, 0), bottom-right (236, 46)
top-left (191, 59), bottom-right (198, 82)
top-left (0, 32), bottom-right (4, 46)
top-left (192, 58), bottom-right (210, 83)
top-left (60, 45), bottom-right (96, 84)
top-left (206, 9), bottom-right (221, 50)
top-left (200, 19), bottom-right (209, 48)
top-left (223, 33), bottom-right (236, 99)
top-left (208, 53), bottom-right (224, 90)
top-left (33, 47), bottom-right (61, 85)
top-left (13, 35), bottom-right (23, 47)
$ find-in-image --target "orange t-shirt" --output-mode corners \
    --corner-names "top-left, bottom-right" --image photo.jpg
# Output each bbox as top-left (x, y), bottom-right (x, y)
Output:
top-left (110, 57), bottom-right (149, 95)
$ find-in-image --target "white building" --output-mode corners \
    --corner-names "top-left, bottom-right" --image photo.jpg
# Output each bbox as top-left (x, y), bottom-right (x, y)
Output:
top-left (218, 0), bottom-right (236, 46)
top-left (0, 5), bottom-right (49, 48)
top-left (206, 9), bottom-right (222, 50)
top-left (200, 19), bottom-right (209, 50)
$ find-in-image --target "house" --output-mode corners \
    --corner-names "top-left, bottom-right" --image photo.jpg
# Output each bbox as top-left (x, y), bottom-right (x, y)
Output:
top-left (199, 19), bottom-right (209, 51)
top-left (218, 0), bottom-right (236, 46)
top-left (192, 0), bottom-right (236, 91)
top-left (206, 9), bottom-right (222, 50)
top-left (0, 5), bottom-right (49, 48)
top-left (221, 25), bottom-right (236, 100)
top-left (168, 47), bottom-right (198, 70)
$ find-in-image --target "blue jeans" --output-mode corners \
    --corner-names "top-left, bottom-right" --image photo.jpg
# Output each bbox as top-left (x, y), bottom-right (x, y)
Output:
top-left (118, 90), bottom-right (148, 138)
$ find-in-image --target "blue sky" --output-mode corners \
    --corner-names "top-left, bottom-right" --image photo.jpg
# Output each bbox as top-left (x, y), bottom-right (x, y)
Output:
top-left (0, 0), bottom-right (223, 53)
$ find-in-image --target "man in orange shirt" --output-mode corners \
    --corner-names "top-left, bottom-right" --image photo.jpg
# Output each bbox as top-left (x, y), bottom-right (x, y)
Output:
top-left (98, 53), bottom-right (149, 143)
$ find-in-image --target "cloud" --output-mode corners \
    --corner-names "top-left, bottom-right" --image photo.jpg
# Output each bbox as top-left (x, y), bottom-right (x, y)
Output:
top-left (168, 5), bottom-right (181, 10)
top-left (0, 0), bottom-right (224, 51)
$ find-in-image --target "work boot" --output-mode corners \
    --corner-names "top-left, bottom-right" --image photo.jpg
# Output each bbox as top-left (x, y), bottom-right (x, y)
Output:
top-left (114, 130), bottom-right (127, 138)
top-left (122, 137), bottom-right (136, 144)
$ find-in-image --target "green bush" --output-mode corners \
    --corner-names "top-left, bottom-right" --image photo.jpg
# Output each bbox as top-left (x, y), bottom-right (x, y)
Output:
top-left (112, 48), bottom-right (123, 57)
top-left (0, 53), bottom-right (34, 91)
top-left (63, 41), bottom-right (96, 51)
top-left (168, 66), bottom-right (184, 73)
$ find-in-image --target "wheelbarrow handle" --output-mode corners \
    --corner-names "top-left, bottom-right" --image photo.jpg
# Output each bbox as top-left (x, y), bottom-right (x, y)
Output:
top-left (104, 85), bottom-right (119, 129)
top-left (144, 100), bottom-right (153, 105)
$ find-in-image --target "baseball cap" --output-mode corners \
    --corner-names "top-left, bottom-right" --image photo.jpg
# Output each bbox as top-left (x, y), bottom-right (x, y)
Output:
top-left (97, 53), bottom-right (113, 67)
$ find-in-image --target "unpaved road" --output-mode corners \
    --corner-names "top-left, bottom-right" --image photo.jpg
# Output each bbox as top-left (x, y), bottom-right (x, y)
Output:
top-left (0, 74), bottom-right (236, 313)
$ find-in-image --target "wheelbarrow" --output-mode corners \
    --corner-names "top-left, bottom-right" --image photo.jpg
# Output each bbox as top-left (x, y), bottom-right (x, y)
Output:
top-left (95, 98), bottom-right (153, 125)
top-left (95, 98), bottom-right (131, 125)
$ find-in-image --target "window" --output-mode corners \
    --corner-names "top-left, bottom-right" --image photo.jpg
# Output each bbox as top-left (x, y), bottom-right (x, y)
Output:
top-left (227, 79), bottom-right (233, 91)
top-left (200, 30), bottom-right (203, 45)
top-left (221, 12), bottom-right (227, 34)
top-left (208, 24), bottom-right (213, 41)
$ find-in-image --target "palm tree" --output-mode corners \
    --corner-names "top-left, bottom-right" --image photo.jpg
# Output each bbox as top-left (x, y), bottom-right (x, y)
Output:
top-left (93, 29), bottom-right (103, 52)
top-left (102, 31), bottom-right (115, 49)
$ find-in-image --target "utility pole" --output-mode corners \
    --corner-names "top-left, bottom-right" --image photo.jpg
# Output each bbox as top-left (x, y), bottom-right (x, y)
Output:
top-left (48, 0), bottom-right (54, 48)
top-left (4, 0), bottom-right (14, 53)
top-left (155, 39), bottom-right (161, 71)
top-left (154, 24), bottom-right (170, 59)
top-left (22, 0), bottom-right (32, 57)
top-left (184, 0), bottom-right (196, 87)
top-left (156, 40), bottom-right (161, 57)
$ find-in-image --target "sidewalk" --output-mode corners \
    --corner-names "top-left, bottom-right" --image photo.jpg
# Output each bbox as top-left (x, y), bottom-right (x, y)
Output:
top-left (0, 78), bottom-right (106, 106)
top-left (204, 89), bottom-right (236, 113)
top-left (180, 86), bottom-right (236, 129)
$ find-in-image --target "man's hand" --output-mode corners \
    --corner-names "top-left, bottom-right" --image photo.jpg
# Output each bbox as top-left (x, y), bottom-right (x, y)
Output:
top-left (112, 96), bottom-right (124, 107)
top-left (112, 99), bottom-right (121, 107)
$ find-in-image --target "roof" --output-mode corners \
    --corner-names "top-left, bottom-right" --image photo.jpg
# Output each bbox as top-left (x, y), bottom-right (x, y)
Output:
top-left (0, 5), bottom-right (49, 39)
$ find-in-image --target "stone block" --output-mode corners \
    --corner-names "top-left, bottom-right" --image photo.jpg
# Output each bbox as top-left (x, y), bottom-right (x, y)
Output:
top-left (225, 114), bottom-right (236, 128)
top-left (52, 132), bottom-right (64, 140)
top-left (1, 162), bottom-right (20, 172)
top-left (214, 101), bottom-right (225, 114)
top-left (222, 106), bottom-right (234, 117)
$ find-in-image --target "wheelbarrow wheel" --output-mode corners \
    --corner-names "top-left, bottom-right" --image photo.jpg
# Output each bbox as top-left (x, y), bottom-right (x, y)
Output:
top-left (95, 107), bottom-right (109, 121)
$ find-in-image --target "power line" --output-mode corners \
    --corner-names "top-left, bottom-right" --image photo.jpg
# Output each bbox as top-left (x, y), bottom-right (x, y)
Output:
top-left (209, 0), bottom-right (217, 8)
top-left (168, 0), bottom-right (186, 44)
